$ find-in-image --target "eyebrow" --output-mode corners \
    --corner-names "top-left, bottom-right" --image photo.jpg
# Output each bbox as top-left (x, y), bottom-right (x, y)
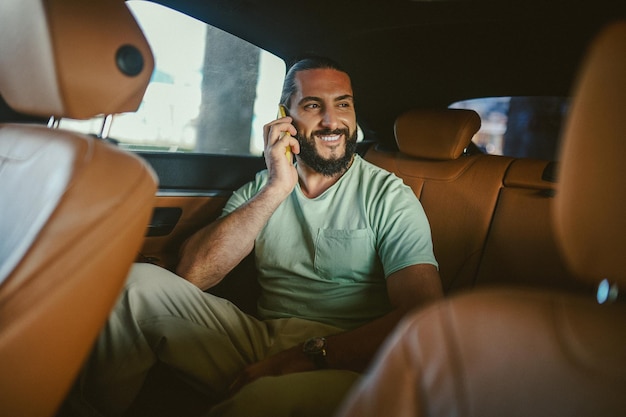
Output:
top-left (298, 94), bottom-right (354, 105)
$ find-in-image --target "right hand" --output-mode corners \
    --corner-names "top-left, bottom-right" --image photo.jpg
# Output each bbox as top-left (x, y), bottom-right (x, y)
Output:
top-left (263, 115), bottom-right (300, 196)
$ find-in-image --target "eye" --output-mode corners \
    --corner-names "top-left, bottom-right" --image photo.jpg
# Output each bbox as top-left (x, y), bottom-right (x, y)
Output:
top-left (304, 103), bottom-right (320, 110)
top-left (337, 102), bottom-right (353, 111)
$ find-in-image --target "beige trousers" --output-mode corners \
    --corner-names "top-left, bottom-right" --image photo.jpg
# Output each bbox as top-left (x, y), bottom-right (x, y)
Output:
top-left (78, 263), bottom-right (359, 417)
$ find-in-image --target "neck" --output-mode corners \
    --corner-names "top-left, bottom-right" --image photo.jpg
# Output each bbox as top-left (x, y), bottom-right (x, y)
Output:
top-left (297, 155), bottom-right (355, 199)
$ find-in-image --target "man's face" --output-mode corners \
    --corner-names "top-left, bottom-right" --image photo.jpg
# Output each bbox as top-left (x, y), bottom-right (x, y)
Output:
top-left (288, 68), bottom-right (358, 176)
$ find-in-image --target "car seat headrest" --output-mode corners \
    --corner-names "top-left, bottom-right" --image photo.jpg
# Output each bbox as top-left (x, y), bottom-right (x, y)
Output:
top-left (394, 109), bottom-right (481, 160)
top-left (0, 0), bottom-right (154, 120)
top-left (554, 21), bottom-right (626, 287)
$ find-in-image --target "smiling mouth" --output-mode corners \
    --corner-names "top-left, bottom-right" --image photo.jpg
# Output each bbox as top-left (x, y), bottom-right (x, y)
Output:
top-left (314, 128), bottom-right (348, 143)
top-left (318, 134), bottom-right (342, 142)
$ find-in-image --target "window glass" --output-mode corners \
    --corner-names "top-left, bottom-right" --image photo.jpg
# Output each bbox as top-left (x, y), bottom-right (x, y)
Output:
top-left (59, 1), bottom-right (285, 156)
top-left (450, 97), bottom-right (569, 160)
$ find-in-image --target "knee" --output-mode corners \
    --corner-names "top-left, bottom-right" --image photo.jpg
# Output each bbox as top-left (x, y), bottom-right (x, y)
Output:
top-left (125, 263), bottom-right (188, 295)
top-left (127, 262), bottom-right (179, 285)
top-left (120, 263), bottom-right (197, 313)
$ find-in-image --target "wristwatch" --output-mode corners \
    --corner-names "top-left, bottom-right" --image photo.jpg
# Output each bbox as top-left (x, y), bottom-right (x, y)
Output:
top-left (303, 336), bottom-right (328, 369)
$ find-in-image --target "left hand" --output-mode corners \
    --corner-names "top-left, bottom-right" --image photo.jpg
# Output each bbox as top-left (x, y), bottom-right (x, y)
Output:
top-left (228, 345), bottom-right (315, 395)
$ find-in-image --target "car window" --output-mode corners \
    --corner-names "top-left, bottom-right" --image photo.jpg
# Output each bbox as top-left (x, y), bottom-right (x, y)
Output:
top-left (58, 1), bottom-right (285, 156)
top-left (450, 97), bottom-right (569, 160)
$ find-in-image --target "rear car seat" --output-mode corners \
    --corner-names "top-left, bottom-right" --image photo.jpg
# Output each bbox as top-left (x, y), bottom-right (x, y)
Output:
top-left (365, 109), bottom-right (514, 293)
top-left (476, 158), bottom-right (595, 294)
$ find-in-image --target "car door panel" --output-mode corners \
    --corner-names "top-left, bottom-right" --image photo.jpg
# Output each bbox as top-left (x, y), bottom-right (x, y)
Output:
top-left (137, 152), bottom-right (265, 270)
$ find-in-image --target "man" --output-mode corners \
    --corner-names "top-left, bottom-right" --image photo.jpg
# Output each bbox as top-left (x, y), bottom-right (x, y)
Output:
top-left (78, 57), bottom-right (442, 416)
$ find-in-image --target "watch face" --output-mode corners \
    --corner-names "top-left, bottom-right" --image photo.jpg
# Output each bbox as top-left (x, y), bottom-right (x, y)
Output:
top-left (303, 337), bottom-right (327, 355)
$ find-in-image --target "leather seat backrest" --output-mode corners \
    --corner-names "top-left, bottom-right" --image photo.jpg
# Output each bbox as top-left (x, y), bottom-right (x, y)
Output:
top-left (554, 21), bottom-right (626, 289)
top-left (0, 1), bottom-right (157, 416)
top-left (475, 158), bottom-right (594, 293)
top-left (365, 109), bottom-right (513, 292)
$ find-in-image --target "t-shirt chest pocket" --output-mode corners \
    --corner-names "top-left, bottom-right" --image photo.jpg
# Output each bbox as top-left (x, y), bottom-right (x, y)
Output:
top-left (314, 228), bottom-right (377, 281)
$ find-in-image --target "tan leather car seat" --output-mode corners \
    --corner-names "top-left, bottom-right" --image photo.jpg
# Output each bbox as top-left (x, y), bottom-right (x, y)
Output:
top-left (365, 109), bottom-right (514, 292)
top-left (0, 1), bottom-right (157, 416)
top-left (337, 20), bottom-right (626, 417)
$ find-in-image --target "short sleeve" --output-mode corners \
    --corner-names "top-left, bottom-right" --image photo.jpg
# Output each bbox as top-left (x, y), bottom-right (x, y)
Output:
top-left (220, 170), bottom-right (269, 217)
top-left (369, 174), bottom-right (438, 277)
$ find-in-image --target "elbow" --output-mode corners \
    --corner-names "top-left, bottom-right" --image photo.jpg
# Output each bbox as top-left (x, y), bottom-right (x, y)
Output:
top-left (176, 252), bottom-right (206, 289)
top-left (175, 237), bottom-right (208, 287)
top-left (175, 260), bottom-right (192, 281)
top-left (176, 253), bottom-right (225, 290)
top-left (186, 274), bottom-right (209, 290)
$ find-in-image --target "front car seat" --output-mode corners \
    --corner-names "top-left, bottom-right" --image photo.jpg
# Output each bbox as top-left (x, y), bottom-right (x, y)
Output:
top-left (0, 1), bottom-right (157, 416)
top-left (336, 20), bottom-right (626, 417)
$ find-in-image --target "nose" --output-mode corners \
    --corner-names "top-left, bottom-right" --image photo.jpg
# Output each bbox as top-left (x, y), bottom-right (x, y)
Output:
top-left (321, 106), bottom-right (339, 130)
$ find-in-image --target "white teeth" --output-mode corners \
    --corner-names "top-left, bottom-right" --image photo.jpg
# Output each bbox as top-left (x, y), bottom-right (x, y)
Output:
top-left (319, 135), bottom-right (341, 142)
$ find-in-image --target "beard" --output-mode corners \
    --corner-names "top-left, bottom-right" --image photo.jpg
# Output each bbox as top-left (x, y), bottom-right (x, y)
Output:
top-left (296, 127), bottom-right (358, 177)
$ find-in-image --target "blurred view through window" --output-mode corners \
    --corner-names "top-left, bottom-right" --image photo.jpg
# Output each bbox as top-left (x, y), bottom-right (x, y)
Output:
top-left (59, 1), bottom-right (285, 156)
top-left (450, 97), bottom-right (569, 160)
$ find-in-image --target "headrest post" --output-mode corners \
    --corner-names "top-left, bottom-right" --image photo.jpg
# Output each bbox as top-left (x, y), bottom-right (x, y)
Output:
top-left (47, 116), bottom-right (59, 129)
top-left (99, 114), bottom-right (114, 139)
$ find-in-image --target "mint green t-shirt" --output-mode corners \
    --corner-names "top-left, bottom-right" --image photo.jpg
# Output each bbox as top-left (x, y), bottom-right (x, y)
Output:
top-left (221, 155), bottom-right (437, 330)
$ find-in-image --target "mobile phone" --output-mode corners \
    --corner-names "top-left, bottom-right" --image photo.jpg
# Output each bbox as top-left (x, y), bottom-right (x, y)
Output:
top-left (278, 105), bottom-right (293, 162)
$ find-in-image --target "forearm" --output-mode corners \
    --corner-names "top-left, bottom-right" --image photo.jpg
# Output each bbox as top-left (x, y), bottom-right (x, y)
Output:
top-left (293, 299), bottom-right (434, 374)
top-left (176, 115), bottom-right (299, 289)
top-left (324, 308), bottom-right (405, 372)
top-left (175, 216), bottom-right (252, 290)
top-left (176, 185), bottom-right (288, 289)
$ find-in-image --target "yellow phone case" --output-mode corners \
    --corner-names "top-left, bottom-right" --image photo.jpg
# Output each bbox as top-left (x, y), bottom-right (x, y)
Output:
top-left (278, 105), bottom-right (292, 162)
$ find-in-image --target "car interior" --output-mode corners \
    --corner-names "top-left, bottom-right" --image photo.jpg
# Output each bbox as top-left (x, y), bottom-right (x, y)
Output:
top-left (0, 0), bottom-right (624, 416)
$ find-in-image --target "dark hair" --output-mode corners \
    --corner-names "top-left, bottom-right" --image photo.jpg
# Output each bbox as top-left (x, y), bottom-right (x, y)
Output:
top-left (279, 56), bottom-right (350, 108)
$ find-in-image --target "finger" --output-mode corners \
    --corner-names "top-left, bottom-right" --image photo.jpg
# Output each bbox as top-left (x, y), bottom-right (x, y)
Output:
top-left (263, 117), bottom-right (291, 137)
top-left (288, 136), bottom-right (300, 155)
top-left (265, 121), bottom-right (296, 148)
top-left (276, 135), bottom-right (294, 162)
top-left (263, 120), bottom-right (283, 147)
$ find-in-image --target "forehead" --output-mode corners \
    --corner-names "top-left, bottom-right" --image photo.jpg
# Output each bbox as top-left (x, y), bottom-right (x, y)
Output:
top-left (293, 68), bottom-right (353, 100)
